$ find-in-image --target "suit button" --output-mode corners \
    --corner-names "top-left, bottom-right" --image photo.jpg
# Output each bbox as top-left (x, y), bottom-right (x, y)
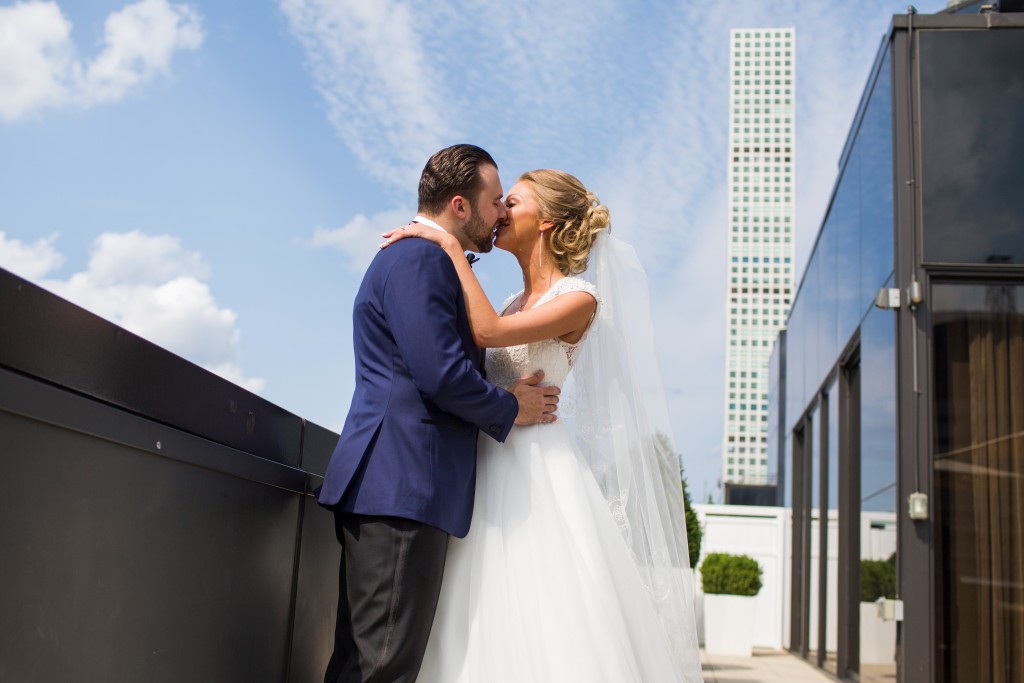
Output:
top-left (489, 425), bottom-right (501, 434)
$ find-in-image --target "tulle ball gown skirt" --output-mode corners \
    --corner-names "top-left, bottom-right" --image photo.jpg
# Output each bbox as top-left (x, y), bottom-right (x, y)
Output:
top-left (418, 422), bottom-right (694, 682)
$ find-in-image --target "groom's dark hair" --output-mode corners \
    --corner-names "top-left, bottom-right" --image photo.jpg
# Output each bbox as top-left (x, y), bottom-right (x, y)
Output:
top-left (418, 144), bottom-right (497, 216)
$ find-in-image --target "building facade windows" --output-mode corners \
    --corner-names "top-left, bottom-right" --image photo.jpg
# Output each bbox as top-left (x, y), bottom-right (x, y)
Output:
top-left (722, 28), bottom-right (796, 487)
top-left (770, 8), bottom-right (1024, 682)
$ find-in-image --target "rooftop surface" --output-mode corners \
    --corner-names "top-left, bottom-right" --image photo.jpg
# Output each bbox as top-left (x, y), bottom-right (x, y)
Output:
top-left (701, 648), bottom-right (838, 683)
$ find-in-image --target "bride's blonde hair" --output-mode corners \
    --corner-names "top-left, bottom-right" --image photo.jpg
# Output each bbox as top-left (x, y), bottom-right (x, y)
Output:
top-left (519, 169), bottom-right (610, 276)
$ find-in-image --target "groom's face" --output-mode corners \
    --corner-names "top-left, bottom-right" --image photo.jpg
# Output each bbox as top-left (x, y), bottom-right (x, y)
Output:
top-left (462, 164), bottom-right (507, 253)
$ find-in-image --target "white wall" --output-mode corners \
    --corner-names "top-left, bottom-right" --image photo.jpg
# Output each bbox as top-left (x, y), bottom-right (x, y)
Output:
top-left (693, 505), bottom-right (899, 654)
top-left (694, 504), bottom-right (789, 649)
top-left (809, 511), bottom-right (839, 653)
top-left (861, 510), bottom-right (897, 561)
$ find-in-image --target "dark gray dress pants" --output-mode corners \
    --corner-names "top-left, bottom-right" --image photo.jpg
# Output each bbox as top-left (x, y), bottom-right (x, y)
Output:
top-left (324, 513), bottom-right (449, 683)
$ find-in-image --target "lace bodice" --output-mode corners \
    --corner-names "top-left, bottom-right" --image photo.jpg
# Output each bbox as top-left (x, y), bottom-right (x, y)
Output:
top-left (484, 277), bottom-right (599, 390)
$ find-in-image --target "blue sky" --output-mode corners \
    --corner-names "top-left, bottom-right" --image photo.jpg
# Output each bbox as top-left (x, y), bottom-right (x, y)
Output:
top-left (0, 0), bottom-right (946, 502)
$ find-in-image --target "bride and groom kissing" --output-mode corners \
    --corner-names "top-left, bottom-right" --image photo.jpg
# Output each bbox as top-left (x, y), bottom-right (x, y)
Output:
top-left (318, 144), bottom-right (703, 682)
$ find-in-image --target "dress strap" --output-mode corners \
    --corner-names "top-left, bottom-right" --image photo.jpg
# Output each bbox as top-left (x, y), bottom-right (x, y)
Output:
top-left (540, 278), bottom-right (601, 363)
top-left (538, 277), bottom-right (599, 306)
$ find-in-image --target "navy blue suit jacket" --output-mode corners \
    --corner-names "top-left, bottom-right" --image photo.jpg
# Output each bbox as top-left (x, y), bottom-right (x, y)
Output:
top-left (318, 237), bottom-right (519, 537)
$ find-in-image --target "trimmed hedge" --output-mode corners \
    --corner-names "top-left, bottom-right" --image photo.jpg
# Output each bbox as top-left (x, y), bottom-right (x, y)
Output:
top-left (700, 552), bottom-right (763, 596)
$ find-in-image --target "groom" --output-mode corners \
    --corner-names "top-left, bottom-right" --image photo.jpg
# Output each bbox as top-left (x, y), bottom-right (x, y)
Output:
top-left (318, 144), bottom-right (559, 683)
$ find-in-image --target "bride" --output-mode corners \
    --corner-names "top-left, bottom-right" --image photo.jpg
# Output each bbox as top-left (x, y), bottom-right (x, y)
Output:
top-left (382, 169), bottom-right (703, 682)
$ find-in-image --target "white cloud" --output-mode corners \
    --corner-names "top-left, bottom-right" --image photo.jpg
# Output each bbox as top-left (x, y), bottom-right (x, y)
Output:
top-left (0, 0), bottom-right (203, 122)
top-left (303, 207), bottom-right (412, 273)
top-left (86, 230), bottom-right (209, 284)
top-left (80, 0), bottom-right (205, 106)
top-left (203, 362), bottom-right (267, 394)
top-left (0, 229), bottom-right (264, 392)
top-left (0, 2), bottom-right (75, 120)
top-left (0, 230), bottom-right (65, 279)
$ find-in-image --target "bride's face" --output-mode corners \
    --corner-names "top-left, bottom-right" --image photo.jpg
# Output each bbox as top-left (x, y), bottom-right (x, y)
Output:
top-left (496, 181), bottom-right (549, 255)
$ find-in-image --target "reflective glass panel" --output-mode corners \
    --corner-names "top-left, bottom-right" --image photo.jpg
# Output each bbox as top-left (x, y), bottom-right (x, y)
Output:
top-left (785, 47), bottom-right (892, 432)
top-left (933, 283), bottom-right (1024, 683)
top-left (859, 302), bottom-right (898, 680)
top-left (832, 147), bottom-right (862, 352)
top-left (823, 380), bottom-right (840, 675)
top-left (816, 224), bottom-right (839, 387)
top-left (920, 31), bottom-right (1024, 265)
top-left (784, 430), bottom-right (794, 508)
top-left (858, 51), bottom-right (894, 299)
top-left (787, 302), bottom-right (807, 432)
top-left (808, 403), bottom-right (821, 662)
top-left (805, 251), bottom-right (822, 397)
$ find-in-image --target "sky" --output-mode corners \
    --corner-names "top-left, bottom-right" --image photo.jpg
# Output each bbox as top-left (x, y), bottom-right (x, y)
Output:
top-left (0, 0), bottom-right (948, 503)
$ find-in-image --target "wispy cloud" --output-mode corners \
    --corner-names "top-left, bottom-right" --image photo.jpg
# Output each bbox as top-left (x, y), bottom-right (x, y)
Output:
top-left (0, 230), bottom-right (265, 393)
top-left (0, 0), bottom-right (204, 122)
top-left (279, 0), bottom-right (455, 191)
top-left (301, 207), bottom-right (412, 273)
top-left (282, 0), bottom-right (944, 499)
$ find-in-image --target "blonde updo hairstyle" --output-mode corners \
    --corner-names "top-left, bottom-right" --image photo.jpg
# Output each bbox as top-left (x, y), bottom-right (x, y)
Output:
top-left (519, 169), bottom-right (610, 276)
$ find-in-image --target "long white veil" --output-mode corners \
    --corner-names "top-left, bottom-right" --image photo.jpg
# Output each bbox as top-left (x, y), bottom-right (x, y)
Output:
top-left (564, 232), bottom-right (703, 681)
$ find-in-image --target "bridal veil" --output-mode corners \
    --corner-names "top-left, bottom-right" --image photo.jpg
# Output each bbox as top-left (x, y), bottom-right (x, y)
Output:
top-left (565, 232), bottom-right (703, 681)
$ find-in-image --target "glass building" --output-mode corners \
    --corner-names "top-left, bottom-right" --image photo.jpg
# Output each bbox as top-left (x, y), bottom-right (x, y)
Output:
top-left (723, 27), bottom-right (796, 486)
top-left (769, 3), bottom-right (1024, 681)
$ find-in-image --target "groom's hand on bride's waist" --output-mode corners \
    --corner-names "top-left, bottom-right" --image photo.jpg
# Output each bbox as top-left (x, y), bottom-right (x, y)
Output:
top-left (511, 371), bottom-right (559, 425)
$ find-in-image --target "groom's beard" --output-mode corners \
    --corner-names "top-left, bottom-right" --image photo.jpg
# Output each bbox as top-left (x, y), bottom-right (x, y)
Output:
top-left (463, 206), bottom-right (496, 254)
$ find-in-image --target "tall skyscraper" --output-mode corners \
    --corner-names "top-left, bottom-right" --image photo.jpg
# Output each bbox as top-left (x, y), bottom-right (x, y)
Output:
top-left (722, 28), bottom-right (795, 485)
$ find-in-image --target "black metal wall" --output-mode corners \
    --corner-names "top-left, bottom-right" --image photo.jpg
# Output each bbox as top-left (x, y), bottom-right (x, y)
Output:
top-left (0, 267), bottom-right (339, 683)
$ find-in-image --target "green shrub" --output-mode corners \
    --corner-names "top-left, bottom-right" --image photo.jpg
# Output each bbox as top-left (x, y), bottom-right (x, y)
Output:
top-left (700, 552), bottom-right (763, 596)
top-left (860, 554), bottom-right (896, 602)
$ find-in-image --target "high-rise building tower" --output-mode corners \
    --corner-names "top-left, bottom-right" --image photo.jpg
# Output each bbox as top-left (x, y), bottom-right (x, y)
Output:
top-left (723, 28), bottom-right (795, 485)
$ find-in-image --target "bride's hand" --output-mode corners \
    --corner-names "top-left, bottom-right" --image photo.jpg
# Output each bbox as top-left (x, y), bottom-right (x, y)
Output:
top-left (380, 222), bottom-right (459, 251)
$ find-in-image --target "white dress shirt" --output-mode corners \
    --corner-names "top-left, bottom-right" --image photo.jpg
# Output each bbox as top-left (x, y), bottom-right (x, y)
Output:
top-left (413, 215), bottom-right (448, 233)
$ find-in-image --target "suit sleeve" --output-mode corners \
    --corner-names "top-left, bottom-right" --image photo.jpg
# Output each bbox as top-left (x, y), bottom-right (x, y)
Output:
top-left (382, 244), bottom-right (518, 441)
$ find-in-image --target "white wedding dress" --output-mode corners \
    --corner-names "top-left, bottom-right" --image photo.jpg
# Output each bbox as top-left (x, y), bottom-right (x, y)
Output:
top-left (418, 277), bottom-right (702, 682)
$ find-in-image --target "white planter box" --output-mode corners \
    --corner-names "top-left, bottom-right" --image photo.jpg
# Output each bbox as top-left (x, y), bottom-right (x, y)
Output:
top-left (859, 602), bottom-right (896, 664)
top-left (703, 593), bottom-right (756, 657)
